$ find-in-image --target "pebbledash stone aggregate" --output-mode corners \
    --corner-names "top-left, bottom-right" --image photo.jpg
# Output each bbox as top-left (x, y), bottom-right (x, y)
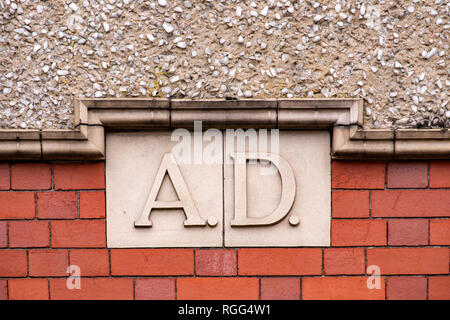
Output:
top-left (0, 0), bottom-right (448, 129)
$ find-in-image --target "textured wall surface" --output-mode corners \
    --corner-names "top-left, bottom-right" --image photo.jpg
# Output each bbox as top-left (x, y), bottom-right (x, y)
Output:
top-left (0, 0), bottom-right (449, 129)
top-left (0, 161), bottom-right (449, 300)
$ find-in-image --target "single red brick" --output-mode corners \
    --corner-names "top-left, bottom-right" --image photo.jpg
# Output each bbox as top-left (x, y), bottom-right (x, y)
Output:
top-left (50, 278), bottom-right (133, 300)
top-left (0, 250), bottom-right (27, 277)
top-left (8, 279), bottom-right (49, 300)
top-left (332, 161), bottom-right (386, 189)
top-left (69, 249), bottom-right (109, 276)
top-left (430, 219), bottom-right (450, 245)
top-left (387, 277), bottom-right (427, 300)
top-left (0, 279), bottom-right (6, 300)
top-left (0, 192), bottom-right (35, 219)
top-left (261, 278), bottom-right (300, 300)
top-left (302, 277), bottom-right (385, 300)
top-left (388, 219), bottom-right (428, 246)
top-left (332, 190), bottom-right (370, 218)
top-left (332, 220), bottom-right (386, 246)
top-left (0, 164), bottom-right (9, 190)
top-left (195, 249), bottom-right (237, 276)
top-left (135, 278), bottom-right (175, 300)
top-left (177, 278), bottom-right (259, 300)
top-left (111, 249), bottom-right (193, 276)
top-left (429, 276), bottom-right (450, 300)
top-left (324, 248), bottom-right (365, 275)
top-left (29, 249), bottom-right (68, 277)
top-left (79, 191), bottom-right (105, 218)
top-left (430, 161), bottom-right (450, 188)
top-left (372, 190), bottom-right (450, 217)
top-left (54, 163), bottom-right (105, 190)
top-left (238, 248), bottom-right (322, 275)
top-left (0, 221), bottom-right (6, 248)
top-left (367, 248), bottom-right (448, 275)
top-left (386, 161), bottom-right (428, 188)
top-left (9, 221), bottom-right (49, 248)
top-left (11, 163), bottom-right (51, 190)
top-left (36, 192), bottom-right (78, 219)
top-left (51, 220), bottom-right (106, 248)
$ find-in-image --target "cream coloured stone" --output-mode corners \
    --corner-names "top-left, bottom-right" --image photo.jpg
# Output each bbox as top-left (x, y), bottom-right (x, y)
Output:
top-left (106, 129), bottom-right (331, 247)
top-left (224, 131), bottom-right (331, 247)
top-left (106, 132), bottom-right (223, 247)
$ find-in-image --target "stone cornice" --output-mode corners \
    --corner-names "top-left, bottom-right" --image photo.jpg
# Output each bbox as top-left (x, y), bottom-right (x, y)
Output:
top-left (0, 98), bottom-right (448, 160)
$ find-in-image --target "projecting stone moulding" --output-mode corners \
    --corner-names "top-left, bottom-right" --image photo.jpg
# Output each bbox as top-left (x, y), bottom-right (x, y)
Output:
top-left (0, 98), bottom-right (448, 160)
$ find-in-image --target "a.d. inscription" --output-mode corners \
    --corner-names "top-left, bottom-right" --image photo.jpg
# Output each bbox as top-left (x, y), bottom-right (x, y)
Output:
top-left (106, 130), bottom-right (330, 247)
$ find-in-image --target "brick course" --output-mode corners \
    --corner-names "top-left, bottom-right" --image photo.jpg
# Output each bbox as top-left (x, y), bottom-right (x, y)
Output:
top-left (0, 160), bottom-right (448, 300)
top-left (386, 161), bottom-right (428, 188)
top-left (37, 192), bottom-right (78, 219)
top-left (8, 279), bottom-right (49, 300)
top-left (0, 192), bottom-right (35, 220)
top-left (386, 277), bottom-right (427, 300)
top-left (9, 221), bottom-right (50, 248)
top-left (11, 164), bottom-right (52, 190)
top-left (135, 278), bottom-right (176, 300)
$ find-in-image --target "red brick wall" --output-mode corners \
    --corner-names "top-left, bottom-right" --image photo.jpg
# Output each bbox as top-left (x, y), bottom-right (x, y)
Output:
top-left (0, 161), bottom-right (449, 300)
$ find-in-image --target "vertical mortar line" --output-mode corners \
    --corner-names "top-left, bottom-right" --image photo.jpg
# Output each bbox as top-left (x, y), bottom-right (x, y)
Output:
top-left (258, 277), bottom-right (261, 300)
top-left (108, 248), bottom-right (112, 277)
top-left (384, 276), bottom-right (387, 300)
top-left (426, 276), bottom-right (429, 300)
top-left (321, 248), bottom-right (324, 276)
top-left (193, 249), bottom-right (196, 277)
top-left (174, 276), bottom-right (178, 300)
top-left (48, 278), bottom-right (51, 301)
top-left (299, 277), bottom-right (302, 300)
top-left (133, 277), bottom-right (136, 300)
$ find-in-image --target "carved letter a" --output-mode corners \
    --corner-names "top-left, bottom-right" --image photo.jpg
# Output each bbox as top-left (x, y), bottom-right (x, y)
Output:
top-left (134, 153), bottom-right (206, 227)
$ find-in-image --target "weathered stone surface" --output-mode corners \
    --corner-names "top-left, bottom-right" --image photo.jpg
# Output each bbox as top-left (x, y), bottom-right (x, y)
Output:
top-left (106, 130), bottom-right (331, 247)
top-left (224, 131), bottom-right (331, 246)
top-left (106, 131), bottom-right (223, 247)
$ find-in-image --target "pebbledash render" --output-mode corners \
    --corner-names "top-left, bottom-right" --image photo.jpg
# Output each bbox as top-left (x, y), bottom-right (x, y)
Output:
top-left (0, 98), bottom-right (448, 300)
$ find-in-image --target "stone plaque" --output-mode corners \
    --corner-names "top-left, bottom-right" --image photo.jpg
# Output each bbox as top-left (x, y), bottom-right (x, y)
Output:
top-left (106, 132), bottom-right (223, 247)
top-left (106, 130), bottom-right (330, 247)
top-left (224, 131), bottom-right (331, 246)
